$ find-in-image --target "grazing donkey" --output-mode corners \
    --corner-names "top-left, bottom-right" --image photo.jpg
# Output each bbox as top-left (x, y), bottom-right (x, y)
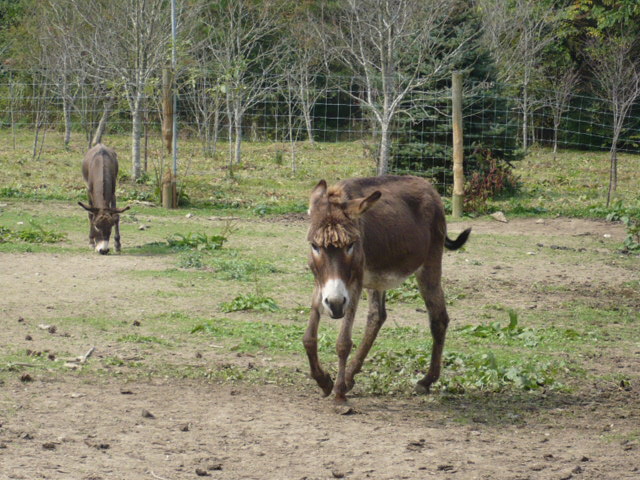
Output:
top-left (78, 144), bottom-right (130, 254)
top-left (305, 175), bottom-right (471, 403)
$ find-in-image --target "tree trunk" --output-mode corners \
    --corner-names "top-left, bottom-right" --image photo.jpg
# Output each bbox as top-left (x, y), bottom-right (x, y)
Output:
top-left (303, 106), bottom-right (314, 144)
top-left (377, 121), bottom-right (391, 175)
top-left (212, 105), bottom-right (220, 155)
top-left (63, 98), bottom-right (72, 147)
top-left (233, 103), bottom-right (242, 165)
top-left (92, 96), bottom-right (114, 147)
top-left (552, 120), bottom-right (559, 161)
top-left (131, 94), bottom-right (143, 180)
top-left (607, 141), bottom-right (618, 207)
top-left (606, 137), bottom-right (619, 207)
top-left (522, 88), bottom-right (528, 151)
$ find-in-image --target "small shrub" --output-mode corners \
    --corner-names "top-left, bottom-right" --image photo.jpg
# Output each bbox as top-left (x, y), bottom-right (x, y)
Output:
top-left (464, 149), bottom-right (520, 213)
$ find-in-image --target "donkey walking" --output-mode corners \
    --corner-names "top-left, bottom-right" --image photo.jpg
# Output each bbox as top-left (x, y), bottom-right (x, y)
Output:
top-left (305, 175), bottom-right (471, 403)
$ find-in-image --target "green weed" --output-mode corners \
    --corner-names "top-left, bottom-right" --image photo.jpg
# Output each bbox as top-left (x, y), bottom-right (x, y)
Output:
top-left (386, 277), bottom-right (422, 303)
top-left (167, 232), bottom-right (226, 251)
top-left (220, 293), bottom-right (280, 313)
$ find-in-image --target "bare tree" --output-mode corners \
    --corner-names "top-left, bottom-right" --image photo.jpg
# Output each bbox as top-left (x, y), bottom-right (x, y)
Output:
top-left (200, 0), bottom-right (285, 166)
top-left (543, 67), bottom-right (580, 161)
top-left (38, 1), bottom-right (87, 148)
top-left (585, 34), bottom-right (640, 206)
top-left (181, 67), bottom-right (224, 158)
top-left (316, 0), bottom-right (473, 175)
top-left (477, 0), bottom-right (560, 151)
top-left (283, 16), bottom-right (328, 145)
top-left (65, 0), bottom-right (173, 180)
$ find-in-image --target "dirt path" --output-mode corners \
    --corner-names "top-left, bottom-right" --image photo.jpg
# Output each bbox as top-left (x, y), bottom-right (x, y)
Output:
top-left (1, 217), bottom-right (639, 480)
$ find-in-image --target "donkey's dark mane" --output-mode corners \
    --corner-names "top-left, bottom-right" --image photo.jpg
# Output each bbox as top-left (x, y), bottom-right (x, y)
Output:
top-left (308, 187), bottom-right (360, 248)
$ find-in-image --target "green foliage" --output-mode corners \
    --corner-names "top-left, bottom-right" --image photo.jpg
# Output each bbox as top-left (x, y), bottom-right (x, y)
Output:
top-left (166, 232), bottom-right (226, 251)
top-left (386, 277), bottom-right (422, 303)
top-left (440, 351), bottom-right (565, 394)
top-left (592, 199), bottom-right (640, 252)
top-left (361, 347), bottom-right (565, 395)
top-left (457, 310), bottom-right (539, 347)
top-left (220, 293), bottom-right (279, 313)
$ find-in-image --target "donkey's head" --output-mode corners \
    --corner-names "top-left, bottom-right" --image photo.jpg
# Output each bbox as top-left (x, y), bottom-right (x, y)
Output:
top-left (78, 202), bottom-right (130, 254)
top-left (307, 180), bottom-right (381, 319)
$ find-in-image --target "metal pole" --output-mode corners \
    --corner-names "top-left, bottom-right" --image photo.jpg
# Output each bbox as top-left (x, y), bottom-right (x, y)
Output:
top-left (451, 71), bottom-right (464, 218)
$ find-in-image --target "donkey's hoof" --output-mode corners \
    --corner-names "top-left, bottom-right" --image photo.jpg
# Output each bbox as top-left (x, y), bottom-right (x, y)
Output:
top-left (319, 377), bottom-right (334, 397)
top-left (414, 382), bottom-right (431, 395)
top-left (345, 378), bottom-right (355, 393)
top-left (333, 394), bottom-right (348, 406)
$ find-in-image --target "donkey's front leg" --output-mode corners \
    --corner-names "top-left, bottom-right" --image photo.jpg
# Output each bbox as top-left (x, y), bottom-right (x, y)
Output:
top-left (303, 287), bottom-right (333, 396)
top-left (333, 292), bottom-right (359, 403)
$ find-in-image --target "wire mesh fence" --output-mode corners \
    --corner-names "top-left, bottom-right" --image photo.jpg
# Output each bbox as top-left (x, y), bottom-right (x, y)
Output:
top-left (0, 70), bottom-right (638, 192)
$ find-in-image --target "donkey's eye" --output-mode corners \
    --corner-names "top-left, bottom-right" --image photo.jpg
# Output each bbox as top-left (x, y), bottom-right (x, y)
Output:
top-left (311, 243), bottom-right (321, 254)
top-left (346, 242), bottom-right (355, 255)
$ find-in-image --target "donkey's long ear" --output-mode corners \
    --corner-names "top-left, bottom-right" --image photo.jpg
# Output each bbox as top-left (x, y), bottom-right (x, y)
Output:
top-left (111, 205), bottom-right (131, 214)
top-left (78, 201), bottom-right (98, 213)
top-left (346, 190), bottom-right (381, 218)
top-left (308, 179), bottom-right (328, 214)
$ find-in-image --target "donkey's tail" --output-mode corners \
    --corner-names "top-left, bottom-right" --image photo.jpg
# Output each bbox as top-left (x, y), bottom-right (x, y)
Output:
top-left (445, 228), bottom-right (471, 250)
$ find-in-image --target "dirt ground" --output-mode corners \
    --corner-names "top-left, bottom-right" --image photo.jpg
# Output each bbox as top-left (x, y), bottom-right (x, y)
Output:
top-left (1, 216), bottom-right (639, 480)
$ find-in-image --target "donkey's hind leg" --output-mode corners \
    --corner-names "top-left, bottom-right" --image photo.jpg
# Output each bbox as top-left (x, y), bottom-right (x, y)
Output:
top-left (415, 264), bottom-right (450, 394)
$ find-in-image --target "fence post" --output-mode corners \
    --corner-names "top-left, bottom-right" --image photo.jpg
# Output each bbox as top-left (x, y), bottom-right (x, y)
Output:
top-left (451, 71), bottom-right (464, 218)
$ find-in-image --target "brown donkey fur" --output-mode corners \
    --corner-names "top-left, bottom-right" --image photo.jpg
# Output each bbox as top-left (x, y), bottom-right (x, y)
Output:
top-left (78, 144), bottom-right (130, 254)
top-left (305, 175), bottom-right (471, 403)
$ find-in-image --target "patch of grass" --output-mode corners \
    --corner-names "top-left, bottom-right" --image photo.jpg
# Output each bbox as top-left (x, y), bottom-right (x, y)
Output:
top-left (177, 251), bottom-right (206, 269)
top-left (188, 316), bottom-right (570, 396)
top-left (210, 253), bottom-right (280, 281)
top-left (0, 220), bottom-right (67, 244)
top-left (117, 334), bottom-right (172, 346)
top-left (191, 318), bottom-right (306, 352)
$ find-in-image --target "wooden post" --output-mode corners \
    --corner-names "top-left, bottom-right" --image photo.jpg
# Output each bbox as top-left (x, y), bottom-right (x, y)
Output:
top-left (162, 68), bottom-right (177, 208)
top-left (452, 71), bottom-right (464, 218)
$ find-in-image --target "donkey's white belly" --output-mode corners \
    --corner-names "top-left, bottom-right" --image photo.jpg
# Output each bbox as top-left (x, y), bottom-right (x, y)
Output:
top-left (363, 270), bottom-right (409, 291)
